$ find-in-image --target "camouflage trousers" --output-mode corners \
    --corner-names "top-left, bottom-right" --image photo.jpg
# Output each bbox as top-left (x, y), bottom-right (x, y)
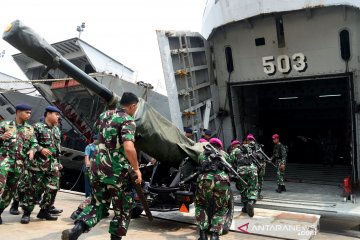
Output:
top-left (237, 164), bottom-right (258, 203)
top-left (21, 169), bottom-right (60, 212)
top-left (195, 178), bottom-right (230, 234)
top-left (75, 195), bottom-right (110, 213)
top-left (78, 196), bottom-right (92, 210)
top-left (0, 163), bottom-right (23, 210)
top-left (276, 162), bottom-right (286, 186)
top-left (12, 170), bottom-right (27, 203)
top-left (257, 164), bottom-right (266, 193)
top-left (76, 171), bottom-right (134, 237)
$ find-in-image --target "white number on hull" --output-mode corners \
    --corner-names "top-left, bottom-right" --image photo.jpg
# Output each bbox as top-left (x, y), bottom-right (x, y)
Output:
top-left (292, 53), bottom-right (307, 72)
top-left (262, 56), bottom-right (276, 75)
top-left (277, 55), bottom-right (291, 74)
top-left (262, 53), bottom-right (307, 75)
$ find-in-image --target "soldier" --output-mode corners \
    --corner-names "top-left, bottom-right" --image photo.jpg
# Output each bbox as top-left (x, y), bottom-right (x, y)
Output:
top-left (184, 127), bottom-right (194, 139)
top-left (272, 134), bottom-right (287, 193)
top-left (20, 106), bottom-right (62, 224)
top-left (195, 138), bottom-right (231, 240)
top-left (49, 115), bottom-right (64, 215)
top-left (230, 140), bottom-right (258, 217)
top-left (228, 140), bottom-right (241, 154)
top-left (69, 133), bottom-right (110, 221)
top-left (202, 129), bottom-right (213, 141)
top-left (84, 134), bottom-right (98, 197)
top-left (62, 92), bottom-right (142, 240)
top-left (246, 134), bottom-right (266, 200)
top-left (9, 116), bottom-right (52, 216)
top-left (0, 104), bottom-right (38, 224)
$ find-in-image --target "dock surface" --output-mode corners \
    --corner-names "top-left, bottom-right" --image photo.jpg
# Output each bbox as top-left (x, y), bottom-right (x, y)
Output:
top-left (0, 188), bottom-right (358, 239)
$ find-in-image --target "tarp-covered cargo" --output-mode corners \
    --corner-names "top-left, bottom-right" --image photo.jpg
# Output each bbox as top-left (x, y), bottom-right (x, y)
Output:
top-left (134, 99), bottom-right (203, 166)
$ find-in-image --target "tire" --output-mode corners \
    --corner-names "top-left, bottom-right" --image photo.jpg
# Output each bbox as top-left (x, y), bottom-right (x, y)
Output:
top-left (131, 205), bottom-right (143, 218)
top-left (222, 190), bottom-right (234, 234)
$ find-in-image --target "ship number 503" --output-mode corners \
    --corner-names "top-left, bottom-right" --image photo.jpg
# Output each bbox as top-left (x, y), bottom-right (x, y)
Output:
top-left (262, 53), bottom-right (307, 75)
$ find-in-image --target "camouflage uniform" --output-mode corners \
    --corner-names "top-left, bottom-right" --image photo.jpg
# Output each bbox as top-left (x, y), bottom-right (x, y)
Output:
top-left (230, 145), bottom-right (258, 204)
top-left (10, 168), bottom-right (27, 209)
top-left (272, 143), bottom-right (287, 186)
top-left (248, 141), bottom-right (266, 197)
top-left (195, 149), bottom-right (231, 235)
top-left (76, 108), bottom-right (136, 237)
top-left (0, 120), bottom-right (37, 211)
top-left (21, 122), bottom-right (61, 212)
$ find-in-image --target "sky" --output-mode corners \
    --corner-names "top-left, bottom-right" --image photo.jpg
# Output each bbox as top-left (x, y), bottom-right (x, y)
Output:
top-left (0, 0), bottom-right (208, 94)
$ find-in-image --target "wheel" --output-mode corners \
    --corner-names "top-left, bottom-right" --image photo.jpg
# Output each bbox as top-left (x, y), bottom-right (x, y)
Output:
top-left (131, 205), bottom-right (143, 218)
top-left (222, 190), bottom-right (234, 234)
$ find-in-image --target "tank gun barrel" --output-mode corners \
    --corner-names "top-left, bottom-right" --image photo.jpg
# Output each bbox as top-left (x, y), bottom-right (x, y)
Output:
top-left (2, 20), bottom-right (118, 107)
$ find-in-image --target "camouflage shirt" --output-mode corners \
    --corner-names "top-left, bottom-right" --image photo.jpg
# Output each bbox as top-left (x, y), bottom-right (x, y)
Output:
top-left (197, 149), bottom-right (230, 182)
top-left (272, 142), bottom-right (287, 165)
top-left (91, 108), bottom-right (136, 184)
top-left (31, 122), bottom-right (61, 172)
top-left (0, 120), bottom-right (38, 172)
top-left (247, 141), bottom-right (266, 165)
top-left (230, 146), bottom-right (255, 169)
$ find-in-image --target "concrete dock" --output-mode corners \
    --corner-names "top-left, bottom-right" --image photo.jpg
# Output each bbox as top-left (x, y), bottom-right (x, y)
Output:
top-left (0, 185), bottom-right (358, 240)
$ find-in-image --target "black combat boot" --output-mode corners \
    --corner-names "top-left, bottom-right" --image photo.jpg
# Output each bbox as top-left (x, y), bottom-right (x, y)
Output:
top-left (276, 185), bottom-right (282, 193)
top-left (61, 221), bottom-right (87, 240)
top-left (241, 202), bottom-right (247, 213)
top-left (103, 209), bottom-right (110, 218)
top-left (110, 234), bottom-right (122, 240)
top-left (0, 208), bottom-right (3, 224)
top-left (258, 191), bottom-right (263, 200)
top-left (37, 208), bottom-right (58, 220)
top-left (70, 208), bottom-right (82, 220)
top-left (49, 205), bottom-right (63, 214)
top-left (20, 210), bottom-right (32, 224)
top-left (35, 194), bottom-right (41, 205)
top-left (9, 200), bottom-right (20, 215)
top-left (246, 200), bottom-right (255, 217)
top-left (209, 232), bottom-right (219, 240)
top-left (198, 230), bottom-right (208, 240)
top-left (281, 185), bottom-right (286, 192)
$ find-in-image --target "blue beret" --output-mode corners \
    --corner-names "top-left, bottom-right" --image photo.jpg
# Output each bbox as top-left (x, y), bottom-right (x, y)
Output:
top-left (204, 130), bottom-right (212, 136)
top-left (15, 103), bottom-right (32, 111)
top-left (45, 106), bottom-right (61, 113)
top-left (184, 127), bottom-right (193, 134)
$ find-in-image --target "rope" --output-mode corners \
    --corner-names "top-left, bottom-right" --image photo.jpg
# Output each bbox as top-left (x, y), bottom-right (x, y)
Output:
top-left (68, 169), bottom-right (84, 191)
